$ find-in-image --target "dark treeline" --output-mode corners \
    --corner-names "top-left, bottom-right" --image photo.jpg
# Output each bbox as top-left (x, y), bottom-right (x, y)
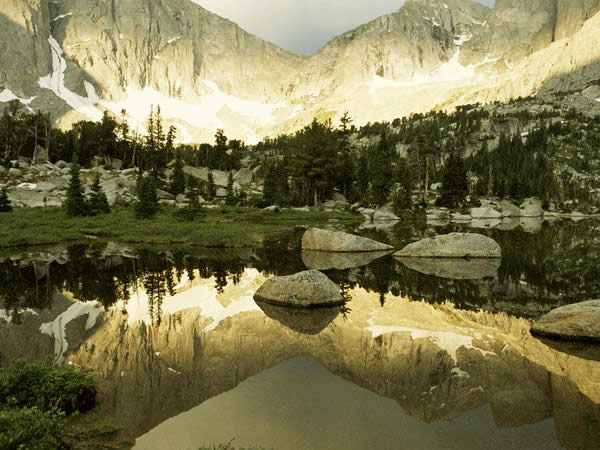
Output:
top-left (0, 101), bottom-right (245, 173)
top-left (2, 97), bottom-right (600, 211)
top-left (253, 103), bottom-right (600, 209)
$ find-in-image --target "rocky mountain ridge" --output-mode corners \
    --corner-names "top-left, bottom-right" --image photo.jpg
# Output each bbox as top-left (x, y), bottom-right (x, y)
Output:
top-left (1, 0), bottom-right (600, 143)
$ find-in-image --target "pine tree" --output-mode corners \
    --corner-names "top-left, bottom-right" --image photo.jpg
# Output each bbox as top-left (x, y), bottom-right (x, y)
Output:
top-left (176, 176), bottom-right (204, 221)
top-left (135, 175), bottom-right (159, 219)
top-left (206, 170), bottom-right (216, 201)
top-left (356, 153), bottom-right (369, 204)
top-left (438, 152), bottom-right (468, 208)
top-left (225, 171), bottom-right (235, 206)
top-left (170, 153), bottom-right (186, 196)
top-left (64, 151), bottom-right (87, 217)
top-left (369, 133), bottom-right (393, 206)
top-left (165, 125), bottom-right (177, 165)
top-left (87, 172), bottom-right (111, 216)
top-left (0, 188), bottom-right (12, 212)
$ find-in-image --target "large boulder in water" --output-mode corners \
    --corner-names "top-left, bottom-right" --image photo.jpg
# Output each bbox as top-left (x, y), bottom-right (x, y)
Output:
top-left (302, 228), bottom-right (393, 253)
top-left (254, 270), bottom-right (344, 307)
top-left (520, 197), bottom-right (544, 217)
top-left (531, 300), bottom-right (600, 343)
top-left (470, 207), bottom-right (502, 219)
top-left (394, 233), bottom-right (502, 258)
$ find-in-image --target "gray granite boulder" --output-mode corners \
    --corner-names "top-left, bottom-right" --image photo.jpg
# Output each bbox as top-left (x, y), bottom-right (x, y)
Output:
top-left (302, 228), bottom-right (393, 253)
top-left (394, 233), bottom-right (502, 258)
top-left (253, 270), bottom-right (344, 307)
top-left (531, 300), bottom-right (600, 343)
top-left (520, 197), bottom-right (544, 217)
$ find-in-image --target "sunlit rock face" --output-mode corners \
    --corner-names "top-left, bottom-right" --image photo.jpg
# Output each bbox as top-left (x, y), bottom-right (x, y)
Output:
top-left (2, 0), bottom-right (600, 143)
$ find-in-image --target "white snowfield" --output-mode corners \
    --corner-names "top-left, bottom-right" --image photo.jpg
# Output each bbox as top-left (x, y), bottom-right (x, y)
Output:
top-left (31, 36), bottom-right (281, 144)
top-left (102, 80), bottom-right (285, 144)
top-left (38, 36), bottom-right (103, 121)
top-left (52, 12), bottom-right (72, 22)
top-left (0, 88), bottom-right (36, 109)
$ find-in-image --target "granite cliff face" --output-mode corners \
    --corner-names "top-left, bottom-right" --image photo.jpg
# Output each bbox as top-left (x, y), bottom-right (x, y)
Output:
top-left (1, 0), bottom-right (600, 143)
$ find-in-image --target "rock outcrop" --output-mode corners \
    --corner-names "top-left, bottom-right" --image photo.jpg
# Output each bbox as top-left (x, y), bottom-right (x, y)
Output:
top-left (521, 197), bottom-right (544, 217)
top-left (394, 233), bottom-right (502, 258)
top-left (302, 228), bottom-right (393, 253)
top-left (531, 300), bottom-right (600, 342)
top-left (253, 270), bottom-right (344, 308)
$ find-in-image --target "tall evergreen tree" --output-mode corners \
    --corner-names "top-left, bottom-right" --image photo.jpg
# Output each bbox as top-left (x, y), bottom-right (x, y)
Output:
top-left (369, 132), bottom-right (394, 205)
top-left (356, 153), bottom-right (369, 204)
top-left (135, 175), bottom-right (159, 219)
top-left (64, 151), bottom-right (87, 217)
top-left (170, 152), bottom-right (186, 196)
top-left (438, 151), bottom-right (468, 207)
top-left (176, 176), bottom-right (204, 221)
top-left (87, 172), bottom-right (111, 216)
top-left (225, 171), bottom-right (235, 206)
top-left (206, 170), bottom-right (216, 201)
top-left (0, 188), bottom-right (12, 212)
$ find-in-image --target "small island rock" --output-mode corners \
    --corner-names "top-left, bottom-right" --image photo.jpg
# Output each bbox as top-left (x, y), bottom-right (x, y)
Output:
top-left (394, 233), bottom-right (502, 258)
top-left (254, 270), bottom-right (344, 308)
top-left (302, 228), bottom-right (393, 253)
top-left (531, 300), bottom-right (600, 343)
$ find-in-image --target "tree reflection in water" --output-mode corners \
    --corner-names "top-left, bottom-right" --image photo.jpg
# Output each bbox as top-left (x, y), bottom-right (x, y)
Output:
top-left (1, 220), bottom-right (599, 323)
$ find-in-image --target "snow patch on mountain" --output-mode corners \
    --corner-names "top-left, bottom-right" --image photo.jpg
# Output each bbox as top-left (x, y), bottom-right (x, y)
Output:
top-left (38, 36), bottom-right (102, 121)
top-left (52, 12), bottom-right (72, 22)
top-left (102, 81), bottom-right (286, 143)
top-left (454, 34), bottom-right (473, 46)
top-left (0, 88), bottom-right (36, 109)
top-left (368, 51), bottom-right (478, 91)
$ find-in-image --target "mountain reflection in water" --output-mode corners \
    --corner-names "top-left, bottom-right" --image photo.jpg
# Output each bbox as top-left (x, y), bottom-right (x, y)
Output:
top-left (0, 220), bottom-right (599, 449)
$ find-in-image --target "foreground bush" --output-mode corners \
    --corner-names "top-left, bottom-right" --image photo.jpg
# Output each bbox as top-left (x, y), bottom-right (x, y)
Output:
top-left (0, 407), bottom-right (67, 450)
top-left (0, 361), bottom-right (97, 415)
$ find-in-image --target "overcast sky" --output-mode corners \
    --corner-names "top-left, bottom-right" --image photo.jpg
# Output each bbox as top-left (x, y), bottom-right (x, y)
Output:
top-left (192, 0), bottom-right (496, 55)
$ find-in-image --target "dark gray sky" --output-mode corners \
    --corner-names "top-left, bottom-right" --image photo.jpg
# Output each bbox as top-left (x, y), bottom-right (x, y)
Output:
top-left (192, 0), bottom-right (496, 55)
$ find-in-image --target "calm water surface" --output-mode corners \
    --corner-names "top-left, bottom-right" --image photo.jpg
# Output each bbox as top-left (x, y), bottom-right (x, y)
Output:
top-left (1, 219), bottom-right (599, 449)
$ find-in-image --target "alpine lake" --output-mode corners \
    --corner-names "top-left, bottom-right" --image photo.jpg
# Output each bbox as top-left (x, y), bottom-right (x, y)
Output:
top-left (1, 217), bottom-right (599, 450)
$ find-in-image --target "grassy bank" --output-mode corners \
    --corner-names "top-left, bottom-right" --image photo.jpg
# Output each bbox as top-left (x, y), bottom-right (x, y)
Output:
top-left (0, 206), bottom-right (361, 249)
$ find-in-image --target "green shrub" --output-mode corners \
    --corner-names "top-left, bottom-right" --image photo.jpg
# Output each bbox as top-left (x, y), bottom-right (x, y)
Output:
top-left (0, 361), bottom-right (96, 415)
top-left (0, 407), bottom-right (67, 450)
